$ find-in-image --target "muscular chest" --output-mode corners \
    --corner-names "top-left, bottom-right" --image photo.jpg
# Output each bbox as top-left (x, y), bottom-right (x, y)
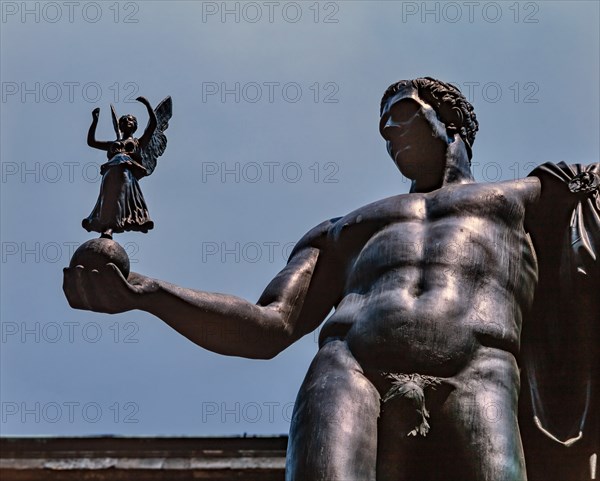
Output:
top-left (335, 182), bottom-right (535, 286)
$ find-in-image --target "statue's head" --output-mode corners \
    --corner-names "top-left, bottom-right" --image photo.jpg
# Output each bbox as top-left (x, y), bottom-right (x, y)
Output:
top-left (118, 114), bottom-right (138, 135)
top-left (379, 78), bottom-right (478, 177)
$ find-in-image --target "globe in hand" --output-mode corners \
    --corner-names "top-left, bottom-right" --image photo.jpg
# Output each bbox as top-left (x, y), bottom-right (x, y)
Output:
top-left (69, 238), bottom-right (130, 279)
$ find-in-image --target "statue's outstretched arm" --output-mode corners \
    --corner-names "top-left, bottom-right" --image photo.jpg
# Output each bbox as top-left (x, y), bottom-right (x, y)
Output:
top-left (87, 108), bottom-right (112, 151)
top-left (63, 219), bottom-right (340, 359)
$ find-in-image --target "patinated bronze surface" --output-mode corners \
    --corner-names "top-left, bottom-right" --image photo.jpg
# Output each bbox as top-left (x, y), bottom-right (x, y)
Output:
top-left (83, 96), bottom-right (172, 238)
top-left (64, 78), bottom-right (599, 481)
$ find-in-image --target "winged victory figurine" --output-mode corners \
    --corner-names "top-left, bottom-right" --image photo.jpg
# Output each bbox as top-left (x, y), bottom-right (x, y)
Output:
top-left (83, 96), bottom-right (172, 239)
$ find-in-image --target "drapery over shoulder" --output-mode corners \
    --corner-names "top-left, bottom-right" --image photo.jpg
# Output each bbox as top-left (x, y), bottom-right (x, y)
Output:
top-left (522, 161), bottom-right (599, 447)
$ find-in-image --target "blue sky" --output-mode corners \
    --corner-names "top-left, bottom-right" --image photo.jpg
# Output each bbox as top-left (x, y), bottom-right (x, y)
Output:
top-left (1, 1), bottom-right (598, 436)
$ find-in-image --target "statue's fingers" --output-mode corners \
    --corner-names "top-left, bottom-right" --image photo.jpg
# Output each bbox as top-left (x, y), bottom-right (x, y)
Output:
top-left (93, 264), bottom-right (132, 313)
top-left (76, 266), bottom-right (95, 310)
top-left (62, 267), bottom-right (79, 307)
top-left (84, 268), bottom-right (118, 314)
top-left (100, 265), bottom-right (126, 311)
top-left (89, 267), bottom-right (120, 313)
top-left (77, 267), bottom-right (99, 311)
top-left (105, 263), bottom-right (128, 283)
top-left (62, 266), bottom-right (87, 310)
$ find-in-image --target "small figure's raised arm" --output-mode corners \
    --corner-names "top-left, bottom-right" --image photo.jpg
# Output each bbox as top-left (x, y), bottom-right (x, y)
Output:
top-left (87, 108), bottom-right (112, 151)
top-left (63, 219), bottom-right (341, 359)
top-left (136, 96), bottom-right (158, 149)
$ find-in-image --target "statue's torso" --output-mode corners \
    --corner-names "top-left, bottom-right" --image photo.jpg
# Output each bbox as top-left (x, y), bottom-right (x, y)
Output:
top-left (320, 178), bottom-right (540, 376)
top-left (107, 137), bottom-right (141, 161)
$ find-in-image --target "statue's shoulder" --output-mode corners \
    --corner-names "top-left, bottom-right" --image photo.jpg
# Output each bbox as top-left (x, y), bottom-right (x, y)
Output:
top-left (291, 193), bottom-right (422, 258)
top-left (447, 178), bottom-right (541, 209)
top-left (327, 194), bottom-right (417, 238)
top-left (338, 193), bottom-right (415, 221)
top-left (289, 217), bottom-right (342, 258)
top-left (493, 177), bottom-right (541, 204)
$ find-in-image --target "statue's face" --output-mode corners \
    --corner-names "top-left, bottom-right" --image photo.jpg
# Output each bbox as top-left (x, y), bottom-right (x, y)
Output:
top-left (119, 115), bottom-right (137, 134)
top-left (380, 87), bottom-right (451, 182)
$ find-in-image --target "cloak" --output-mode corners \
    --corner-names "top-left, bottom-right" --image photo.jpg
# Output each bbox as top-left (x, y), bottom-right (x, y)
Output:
top-left (521, 161), bottom-right (599, 479)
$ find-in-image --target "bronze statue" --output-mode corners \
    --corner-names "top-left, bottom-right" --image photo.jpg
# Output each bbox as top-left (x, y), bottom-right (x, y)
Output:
top-left (83, 96), bottom-right (172, 238)
top-left (63, 78), bottom-right (599, 480)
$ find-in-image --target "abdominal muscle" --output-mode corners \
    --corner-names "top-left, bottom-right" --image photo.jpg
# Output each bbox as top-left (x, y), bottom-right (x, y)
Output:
top-left (323, 269), bottom-right (521, 377)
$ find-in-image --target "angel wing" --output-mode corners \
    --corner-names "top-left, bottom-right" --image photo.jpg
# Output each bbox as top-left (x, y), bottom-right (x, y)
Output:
top-left (110, 104), bottom-right (122, 140)
top-left (141, 96), bottom-right (172, 176)
top-left (519, 161), bottom-right (600, 480)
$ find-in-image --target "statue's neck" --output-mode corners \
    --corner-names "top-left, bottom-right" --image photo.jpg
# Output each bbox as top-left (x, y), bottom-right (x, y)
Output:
top-left (410, 137), bottom-right (474, 193)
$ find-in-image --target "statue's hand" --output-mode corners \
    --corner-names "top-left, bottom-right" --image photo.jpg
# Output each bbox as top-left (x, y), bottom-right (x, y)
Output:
top-left (63, 264), bottom-right (157, 314)
top-left (92, 107), bottom-right (100, 119)
top-left (136, 96), bottom-right (151, 108)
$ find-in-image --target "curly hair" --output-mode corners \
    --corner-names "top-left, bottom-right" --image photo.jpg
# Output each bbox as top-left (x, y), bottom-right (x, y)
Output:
top-left (380, 77), bottom-right (479, 159)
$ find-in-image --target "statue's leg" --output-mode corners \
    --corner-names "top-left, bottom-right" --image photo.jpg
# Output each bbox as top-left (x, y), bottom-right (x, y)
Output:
top-left (286, 339), bottom-right (380, 481)
top-left (439, 348), bottom-right (527, 481)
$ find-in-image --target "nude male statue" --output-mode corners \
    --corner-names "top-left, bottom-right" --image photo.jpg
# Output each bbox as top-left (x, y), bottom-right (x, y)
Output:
top-left (63, 78), bottom-right (599, 481)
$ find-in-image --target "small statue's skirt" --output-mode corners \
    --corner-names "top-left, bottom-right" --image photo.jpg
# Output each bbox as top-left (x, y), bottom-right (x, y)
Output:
top-left (82, 154), bottom-right (154, 234)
